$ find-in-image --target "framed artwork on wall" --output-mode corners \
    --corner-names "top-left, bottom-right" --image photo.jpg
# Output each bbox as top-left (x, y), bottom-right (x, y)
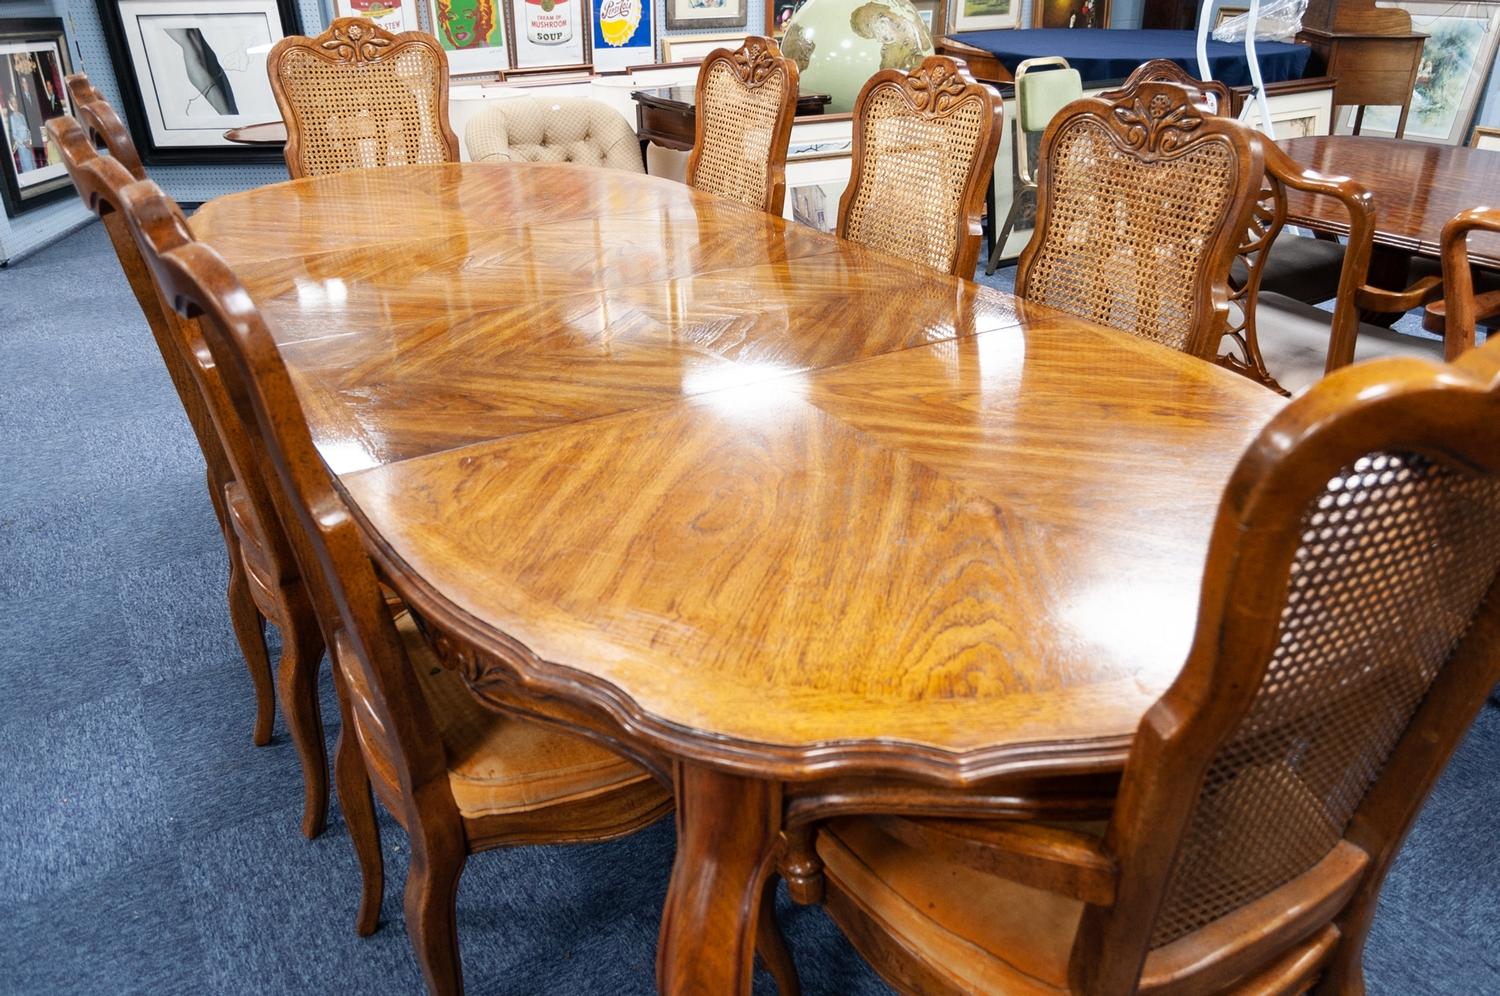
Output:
top-left (592, 0), bottom-right (652, 70)
top-left (427, 0), bottom-right (509, 74)
top-left (1032, 0), bottom-right (1108, 29)
top-left (331, 0), bottom-right (419, 33)
top-left (660, 32), bottom-right (745, 61)
top-left (509, 0), bottom-right (590, 68)
top-left (1338, 2), bottom-right (1500, 145)
top-left (94, 0), bottom-right (300, 165)
top-left (910, 0), bottom-right (946, 34)
top-left (949, 0), bottom-right (1018, 32)
top-left (768, 0), bottom-right (802, 36)
top-left (665, 0), bottom-right (747, 33)
top-left (0, 18), bottom-right (74, 217)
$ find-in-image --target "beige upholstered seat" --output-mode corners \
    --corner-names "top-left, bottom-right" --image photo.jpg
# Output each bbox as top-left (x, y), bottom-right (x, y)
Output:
top-left (838, 56), bottom-right (1002, 277)
top-left (686, 37), bottom-right (799, 214)
top-left (267, 18), bottom-right (459, 179)
top-left (466, 97), bottom-right (644, 172)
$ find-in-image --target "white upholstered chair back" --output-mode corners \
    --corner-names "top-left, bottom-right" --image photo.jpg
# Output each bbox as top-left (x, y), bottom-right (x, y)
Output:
top-left (465, 97), bottom-right (644, 172)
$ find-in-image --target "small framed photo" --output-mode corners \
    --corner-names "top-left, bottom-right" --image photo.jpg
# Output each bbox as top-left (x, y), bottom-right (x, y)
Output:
top-left (509, 0), bottom-right (591, 69)
top-left (1472, 125), bottom-right (1500, 152)
top-left (332, 0), bottom-right (418, 33)
top-left (911, 0), bottom-right (946, 34)
top-left (427, 0), bottom-right (510, 74)
top-left (665, 0), bottom-right (747, 33)
top-left (949, 0), bottom-right (1018, 32)
top-left (767, 0), bottom-right (803, 36)
top-left (1032, 0), bottom-right (1108, 29)
top-left (94, 0), bottom-right (301, 165)
top-left (0, 18), bottom-right (75, 217)
top-left (1213, 5), bottom-right (1247, 29)
top-left (660, 32), bottom-right (745, 61)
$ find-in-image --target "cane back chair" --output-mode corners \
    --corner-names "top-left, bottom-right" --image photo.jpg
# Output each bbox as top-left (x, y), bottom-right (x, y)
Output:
top-left (838, 56), bottom-right (1002, 277)
top-left (267, 18), bottom-right (459, 180)
top-left (685, 36), bottom-right (799, 215)
top-left (49, 114), bottom-right (333, 839)
top-left (116, 178), bottom-right (673, 996)
top-left (810, 333), bottom-right (1500, 994)
top-left (63, 73), bottom-right (146, 180)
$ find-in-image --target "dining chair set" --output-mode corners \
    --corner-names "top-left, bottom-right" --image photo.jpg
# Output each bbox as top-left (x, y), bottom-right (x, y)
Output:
top-left (50, 14), bottom-right (1500, 996)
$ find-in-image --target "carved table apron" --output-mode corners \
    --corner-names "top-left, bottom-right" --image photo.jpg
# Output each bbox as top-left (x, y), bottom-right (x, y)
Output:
top-left (191, 162), bottom-right (1287, 994)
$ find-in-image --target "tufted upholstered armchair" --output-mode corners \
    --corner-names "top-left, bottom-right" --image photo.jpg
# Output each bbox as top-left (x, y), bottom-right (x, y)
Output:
top-left (465, 97), bottom-right (645, 172)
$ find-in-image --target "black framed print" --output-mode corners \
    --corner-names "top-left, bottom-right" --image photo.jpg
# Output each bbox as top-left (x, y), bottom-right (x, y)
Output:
top-left (0, 18), bottom-right (75, 217)
top-left (95, 0), bottom-right (301, 164)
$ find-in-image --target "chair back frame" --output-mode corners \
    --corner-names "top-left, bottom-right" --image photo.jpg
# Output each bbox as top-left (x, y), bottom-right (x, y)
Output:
top-left (1017, 78), bottom-right (1266, 359)
top-left (836, 56), bottom-right (1002, 278)
top-left (1070, 340), bottom-right (1500, 992)
top-left (63, 73), bottom-right (146, 180)
top-left (685, 36), bottom-right (799, 215)
top-left (267, 18), bottom-right (460, 179)
top-left (1101, 58), bottom-right (1233, 117)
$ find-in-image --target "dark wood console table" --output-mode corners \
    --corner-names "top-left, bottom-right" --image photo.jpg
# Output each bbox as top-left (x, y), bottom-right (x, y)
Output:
top-left (632, 85), bottom-right (833, 154)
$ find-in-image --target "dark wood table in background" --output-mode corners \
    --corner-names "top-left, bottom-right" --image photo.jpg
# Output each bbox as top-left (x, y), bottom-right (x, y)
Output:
top-left (632, 85), bottom-right (833, 153)
top-left (1279, 135), bottom-right (1500, 268)
top-left (190, 163), bottom-right (1286, 994)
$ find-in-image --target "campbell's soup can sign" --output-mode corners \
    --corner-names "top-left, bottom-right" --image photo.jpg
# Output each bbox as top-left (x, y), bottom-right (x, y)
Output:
top-left (526, 0), bottom-right (574, 44)
top-left (597, 0), bottom-right (641, 46)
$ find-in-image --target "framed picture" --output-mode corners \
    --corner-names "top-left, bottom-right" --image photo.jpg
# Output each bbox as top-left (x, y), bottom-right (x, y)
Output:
top-left (1237, 82), bottom-right (1333, 140)
top-left (0, 18), bottom-right (74, 217)
top-left (94, 0), bottom-right (300, 164)
top-left (911, 0), bottom-right (946, 34)
top-left (1473, 125), bottom-right (1500, 152)
top-left (1339, 2), bottom-right (1500, 145)
top-left (767, 0), bottom-right (803, 36)
top-left (592, 0), bottom-right (651, 70)
top-left (949, 0), bottom-right (1018, 33)
top-left (1213, 5), bottom-right (1246, 30)
top-left (1032, 0), bottom-right (1108, 29)
top-left (427, 0), bottom-right (509, 74)
top-left (660, 32), bottom-right (745, 61)
top-left (665, 0), bottom-right (747, 33)
top-left (509, 0), bottom-right (590, 68)
top-left (332, 0), bottom-right (418, 33)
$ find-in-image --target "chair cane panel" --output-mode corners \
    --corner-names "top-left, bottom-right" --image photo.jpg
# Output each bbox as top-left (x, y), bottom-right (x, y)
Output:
top-left (269, 19), bottom-right (459, 180)
top-left (838, 57), bottom-right (1002, 277)
top-left (686, 38), bottom-right (798, 215)
top-left (1151, 451), bottom-right (1500, 946)
top-left (1020, 108), bottom-right (1244, 353)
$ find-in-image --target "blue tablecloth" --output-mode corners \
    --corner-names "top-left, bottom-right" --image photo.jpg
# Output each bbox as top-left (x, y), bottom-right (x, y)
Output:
top-left (950, 29), bottom-right (1312, 86)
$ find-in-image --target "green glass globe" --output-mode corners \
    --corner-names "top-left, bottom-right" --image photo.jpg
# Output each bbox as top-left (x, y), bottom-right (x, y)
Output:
top-left (781, 0), bottom-right (935, 113)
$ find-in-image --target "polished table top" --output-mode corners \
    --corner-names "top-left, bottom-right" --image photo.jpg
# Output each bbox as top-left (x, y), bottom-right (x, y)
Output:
top-left (190, 163), bottom-right (1285, 782)
top-left (1280, 134), bottom-right (1500, 267)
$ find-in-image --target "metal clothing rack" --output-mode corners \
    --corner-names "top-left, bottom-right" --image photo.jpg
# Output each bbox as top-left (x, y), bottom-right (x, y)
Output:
top-left (1197, 0), bottom-right (1276, 137)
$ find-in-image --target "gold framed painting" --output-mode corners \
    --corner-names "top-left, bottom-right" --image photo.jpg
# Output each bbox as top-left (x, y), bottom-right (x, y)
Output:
top-left (950, 0), bottom-right (1018, 32)
top-left (1032, 0), bottom-right (1109, 29)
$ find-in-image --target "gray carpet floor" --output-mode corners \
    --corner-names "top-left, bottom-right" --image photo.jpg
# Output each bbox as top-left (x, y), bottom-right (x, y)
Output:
top-left (1, 221), bottom-right (1497, 994)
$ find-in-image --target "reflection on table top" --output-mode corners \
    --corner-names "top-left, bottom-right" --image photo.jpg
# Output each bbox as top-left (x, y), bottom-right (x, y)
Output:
top-left (190, 162), bottom-right (1285, 783)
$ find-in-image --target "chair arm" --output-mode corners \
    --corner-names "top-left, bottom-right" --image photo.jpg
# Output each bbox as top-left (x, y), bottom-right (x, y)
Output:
top-left (1440, 207), bottom-right (1500, 359)
top-left (873, 815), bottom-right (1118, 905)
top-left (1357, 276), bottom-right (1443, 314)
top-left (1263, 141), bottom-right (1378, 373)
top-left (464, 107), bottom-right (516, 163)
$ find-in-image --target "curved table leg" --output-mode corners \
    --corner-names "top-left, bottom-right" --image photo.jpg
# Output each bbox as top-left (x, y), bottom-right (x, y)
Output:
top-left (658, 763), bottom-right (782, 996)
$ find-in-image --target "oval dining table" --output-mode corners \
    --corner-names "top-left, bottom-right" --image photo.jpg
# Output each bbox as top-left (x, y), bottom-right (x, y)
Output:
top-left (190, 162), bottom-right (1286, 994)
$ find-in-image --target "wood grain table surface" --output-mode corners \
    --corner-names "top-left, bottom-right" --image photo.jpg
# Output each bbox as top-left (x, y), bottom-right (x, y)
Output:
top-left (1279, 134), bottom-right (1500, 268)
top-left (190, 162), bottom-right (1286, 993)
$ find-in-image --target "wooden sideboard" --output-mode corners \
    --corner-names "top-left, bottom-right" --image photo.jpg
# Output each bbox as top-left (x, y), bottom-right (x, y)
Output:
top-left (1296, 0), bottom-right (1424, 138)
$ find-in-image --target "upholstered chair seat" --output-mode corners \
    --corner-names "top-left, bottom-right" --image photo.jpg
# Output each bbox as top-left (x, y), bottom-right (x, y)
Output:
top-left (466, 97), bottom-right (644, 172)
